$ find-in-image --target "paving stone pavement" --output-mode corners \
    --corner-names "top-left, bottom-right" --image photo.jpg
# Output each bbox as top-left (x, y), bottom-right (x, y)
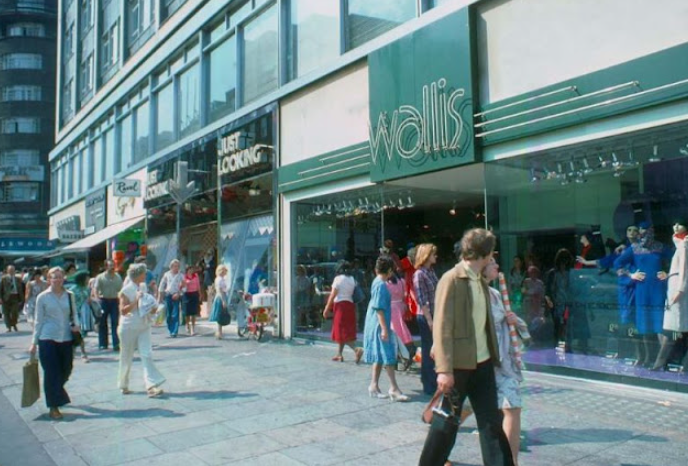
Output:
top-left (2, 321), bottom-right (688, 466)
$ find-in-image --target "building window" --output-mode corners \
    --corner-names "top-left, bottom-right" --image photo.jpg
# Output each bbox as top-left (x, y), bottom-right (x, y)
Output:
top-left (208, 35), bottom-right (236, 122)
top-left (0, 53), bottom-right (43, 70)
top-left (101, 22), bottom-right (119, 72)
top-left (242, 4), bottom-right (278, 104)
top-left (128, 0), bottom-right (155, 39)
top-left (287, 0), bottom-right (340, 81)
top-left (0, 150), bottom-right (40, 166)
top-left (155, 82), bottom-right (174, 150)
top-left (93, 138), bottom-right (104, 186)
top-left (1, 85), bottom-right (42, 102)
top-left (134, 101), bottom-right (150, 163)
top-left (0, 118), bottom-right (41, 134)
top-left (81, 0), bottom-right (94, 33)
top-left (104, 127), bottom-right (116, 179)
top-left (0, 183), bottom-right (40, 203)
top-left (8, 23), bottom-right (46, 37)
top-left (80, 54), bottom-right (94, 97)
top-left (62, 79), bottom-right (74, 122)
top-left (64, 22), bottom-right (75, 60)
top-left (346, 0), bottom-right (417, 50)
top-left (161, 0), bottom-right (187, 21)
top-left (120, 113), bottom-right (133, 170)
top-left (178, 63), bottom-right (200, 138)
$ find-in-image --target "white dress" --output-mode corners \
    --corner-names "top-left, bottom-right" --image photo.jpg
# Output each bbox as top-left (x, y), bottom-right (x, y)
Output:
top-left (663, 236), bottom-right (688, 332)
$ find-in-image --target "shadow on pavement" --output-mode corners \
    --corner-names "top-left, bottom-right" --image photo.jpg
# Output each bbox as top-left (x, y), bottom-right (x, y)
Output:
top-left (152, 345), bottom-right (219, 351)
top-left (46, 405), bottom-right (186, 421)
top-left (165, 390), bottom-right (256, 401)
top-left (525, 428), bottom-right (667, 446)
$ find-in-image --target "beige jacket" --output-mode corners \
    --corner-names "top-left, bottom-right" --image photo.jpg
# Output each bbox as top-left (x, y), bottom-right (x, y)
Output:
top-left (433, 262), bottom-right (501, 372)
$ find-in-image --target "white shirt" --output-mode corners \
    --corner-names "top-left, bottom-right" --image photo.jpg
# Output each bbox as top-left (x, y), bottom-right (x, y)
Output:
top-left (32, 289), bottom-right (79, 345)
top-left (159, 271), bottom-right (184, 295)
top-left (333, 275), bottom-right (355, 303)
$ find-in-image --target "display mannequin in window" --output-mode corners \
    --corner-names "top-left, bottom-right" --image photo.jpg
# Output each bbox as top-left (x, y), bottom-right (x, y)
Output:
top-left (575, 231), bottom-right (606, 269)
top-left (614, 222), bottom-right (670, 367)
top-left (651, 221), bottom-right (688, 371)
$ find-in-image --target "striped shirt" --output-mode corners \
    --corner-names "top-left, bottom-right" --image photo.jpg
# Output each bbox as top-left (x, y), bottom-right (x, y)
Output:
top-left (413, 267), bottom-right (438, 316)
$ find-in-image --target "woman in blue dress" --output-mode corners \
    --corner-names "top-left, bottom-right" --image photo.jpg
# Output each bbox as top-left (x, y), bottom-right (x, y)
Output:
top-left (363, 256), bottom-right (410, 402)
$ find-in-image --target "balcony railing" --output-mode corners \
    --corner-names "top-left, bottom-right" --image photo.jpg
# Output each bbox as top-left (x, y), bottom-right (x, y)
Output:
top-left (0, 0), bottom-right (57, 16)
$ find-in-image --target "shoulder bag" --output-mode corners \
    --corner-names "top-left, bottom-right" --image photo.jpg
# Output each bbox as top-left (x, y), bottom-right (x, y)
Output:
top-left (67, 291), bottom-right (83, 347)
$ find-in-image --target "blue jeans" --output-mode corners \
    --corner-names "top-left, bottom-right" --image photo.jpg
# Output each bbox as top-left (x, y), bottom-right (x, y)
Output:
top-left (98, 298), bottom-right (120, 349)
top-left (165, 295), bottom-right (181, 336)
top-left (417, 315), bottom-right (437, 395)
top-left (38, 340), bottom-right (73, 408)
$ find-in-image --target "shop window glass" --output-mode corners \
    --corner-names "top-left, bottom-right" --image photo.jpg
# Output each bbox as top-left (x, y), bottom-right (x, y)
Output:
top-left (242, 4), bottom-right (278, 104)
top-left (155, 82), bottom-right (174, 150)
top-left (287, 0), bottom-right (340, 81)
top-left (485, 131), bottom-right (688, 386)
top-left (104, 127), bottom-right (116, 179)
top-left (347, 0), bottom-right (417, 50)
top-left (208, 35), bottom-right (236, 122)
top-left (178, 64), bottom-right (201, 138)
top-left (134, 101), bottom-right (150, 163)
top-left (120, 114), bottom-right (133, 170)
top-left (93, 138), bottom-right (103, 185)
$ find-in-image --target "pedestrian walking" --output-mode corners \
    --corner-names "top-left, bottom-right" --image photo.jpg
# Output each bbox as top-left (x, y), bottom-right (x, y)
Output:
top-left (209, 264), bottom-right (230, 339)
top-left (385, 270), bottom-right (415, 370)
top-left (419, 228), bottom-right (514, 466)
top-left (157, 259), bottom-right (185, 338)
top-left (322, 261), bottom-right (363, 363)
top-left (363, 256), bottom-right (409, 401)
top-left (94, 260), bottom-right (123, 351)
top-left (183, 265), bottom-right (201, 335)
top-left (413, 243), bottom-right (439, 395)
top-left (1, 265), bottom-right (25, 332)
top-left (70, 271), bottom-right (93, 362)
top-left (24, 269), bottom-right (48, 329)
top-left (28, 267), bottom-right (79, 420)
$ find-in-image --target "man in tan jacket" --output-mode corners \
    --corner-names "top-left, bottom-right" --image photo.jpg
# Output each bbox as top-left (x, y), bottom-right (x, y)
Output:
top-left (419, 229), bottom-right (513, 466)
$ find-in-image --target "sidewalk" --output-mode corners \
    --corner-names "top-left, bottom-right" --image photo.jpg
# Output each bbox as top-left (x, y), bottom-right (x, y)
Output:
top-left (1, 320), bottom-right (688, 466)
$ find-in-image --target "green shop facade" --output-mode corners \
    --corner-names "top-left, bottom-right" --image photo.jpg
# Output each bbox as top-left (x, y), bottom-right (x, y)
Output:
top-left (277, 4), bottom-right (688, 392)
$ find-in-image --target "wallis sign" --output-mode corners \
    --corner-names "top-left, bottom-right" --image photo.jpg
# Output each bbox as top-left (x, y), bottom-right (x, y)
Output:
top-left (368, 9), bottom-right (475, 182)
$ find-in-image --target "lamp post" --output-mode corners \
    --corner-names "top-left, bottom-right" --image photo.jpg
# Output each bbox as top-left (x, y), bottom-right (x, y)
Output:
top-left (167, 161), bottom-right (198, 259)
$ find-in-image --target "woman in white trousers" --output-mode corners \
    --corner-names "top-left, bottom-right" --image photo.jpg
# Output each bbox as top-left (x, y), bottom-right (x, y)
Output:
top-left (117, 264), bottom-right (166, 397)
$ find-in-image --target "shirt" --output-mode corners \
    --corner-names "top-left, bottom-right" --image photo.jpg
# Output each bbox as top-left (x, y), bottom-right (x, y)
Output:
top-left (96, 272), bottom-right (123, 299)
top-left (463, 262), bottom-right (490, 363)
top-left (185, 274), bottom-right (200, 293)
top-left (413, 267), bottom-right (438, 316)
top-left (32, 289), bottom-right (79, 345)
top-left (159, 271), bottom-right (184, 295)
top-left (332, 275), bottom-right (355, 303)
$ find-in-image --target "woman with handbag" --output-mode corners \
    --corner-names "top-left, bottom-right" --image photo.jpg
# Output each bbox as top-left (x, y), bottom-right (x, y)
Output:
top-left (209, 265), bottom-right (231, 339)
top-left (70, 271), bottom-right (93, 362)
top-left (28, 267), bottom-right (80, 420)
top-left (117, 264), bottom-right (166, 397)
top-left (322, 261), bottom-right (363, 363)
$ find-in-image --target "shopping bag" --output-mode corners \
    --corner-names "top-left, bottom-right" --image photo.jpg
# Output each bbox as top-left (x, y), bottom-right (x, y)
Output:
top-left (21, 356), bottom-right (40, 408)
top-left (154, 302), bottom-right (166, 326)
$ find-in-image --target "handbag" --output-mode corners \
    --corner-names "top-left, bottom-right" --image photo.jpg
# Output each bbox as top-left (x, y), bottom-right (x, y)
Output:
top-left (218, 303), bottom-right (231, 326)
top-left (21, 355), bottom-right (40, 408)
top-left (352, 281), bottom-right (365, 304)
top-left (418, 391), bottom-right (460, 465)
top-left (89, 300), bottom-right (102, 325)
top-left (68, 292), bottom-right (82, 347)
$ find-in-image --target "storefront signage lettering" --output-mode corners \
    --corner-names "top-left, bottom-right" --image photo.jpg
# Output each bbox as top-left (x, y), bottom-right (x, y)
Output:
top-left (217, 132), bottom-right (272, 175)
top-left (145, 169), bottom-right (169, 201)
top-left (0, 165), bottom-right (44, 181)
top-left (369, 78), bottom-right (465, 164)
top-left (113, 179), bottom-right (141, 197)
top-left (56, 215), bottom-right (83, 243)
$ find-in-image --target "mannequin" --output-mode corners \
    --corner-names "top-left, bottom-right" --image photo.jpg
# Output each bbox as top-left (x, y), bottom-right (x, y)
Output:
top-left (614, 222), bottom-right (670, 367)
top-left (651, 221), bottom-right (688, 371)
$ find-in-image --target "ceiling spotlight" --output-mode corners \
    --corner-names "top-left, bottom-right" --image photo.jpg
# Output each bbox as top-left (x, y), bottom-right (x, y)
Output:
top-left (627, 150), bottom-right (639, 168)
top-left (574, 173), bottom-right (587, 184)
top-left (598, 155), bottom-right (609, 169)
top-left (581, 158), bottom-right (594, 174)
top-left (406, 196), bottom-right (415, 209)
top-left (530, 168), bottom-right (541, 183)
top-left (397, 198), bottom-right (406, 210)
top-left (680, 144), bottom-right (688, 156)
top-left (648, 145), bottom-right (661, 163)
top-left (449, 203), bottom-right (457, 216)
top-left (568, 160), bottom-right (578, 178)
top-left (613, 170), bottom-right (625, 178)
top-left (611, 152), bottom-right (623, 169)
top-left (560, 177), bottom-right (570, 186)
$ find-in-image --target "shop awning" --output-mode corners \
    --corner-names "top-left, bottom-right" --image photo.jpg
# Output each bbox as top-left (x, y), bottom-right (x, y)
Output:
top-left (62, 216), bottom-right (144, 253)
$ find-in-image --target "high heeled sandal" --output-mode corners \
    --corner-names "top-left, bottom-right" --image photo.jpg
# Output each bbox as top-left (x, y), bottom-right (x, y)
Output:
top-left (48, 408), bottom-right (63, 420)
top-left (388, 389), bottom-right (410, 402)
top-left (331, 355), bottom-right (344, 362)
top-left (368, 386), bottom-right (386, 399)
top-left (354, 348), bottom-right (363, 364)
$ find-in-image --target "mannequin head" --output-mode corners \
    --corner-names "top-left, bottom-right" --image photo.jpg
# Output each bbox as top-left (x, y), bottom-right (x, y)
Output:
top-left (673, 220), bottom-right (688, 236)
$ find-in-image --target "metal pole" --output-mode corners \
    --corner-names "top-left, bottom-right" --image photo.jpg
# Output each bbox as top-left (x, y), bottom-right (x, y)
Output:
top-left (176, 201), bottom-right (182, 328)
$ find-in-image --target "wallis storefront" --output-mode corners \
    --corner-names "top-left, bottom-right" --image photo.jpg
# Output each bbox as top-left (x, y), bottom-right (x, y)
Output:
top-left (278, 4), bottom-right (688, 392)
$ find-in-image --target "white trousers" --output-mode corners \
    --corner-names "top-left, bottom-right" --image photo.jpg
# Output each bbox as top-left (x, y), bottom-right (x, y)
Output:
top-left (117, 315), bottom-right (166, 390)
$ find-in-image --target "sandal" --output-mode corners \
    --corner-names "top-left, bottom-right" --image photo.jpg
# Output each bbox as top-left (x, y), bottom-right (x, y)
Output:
top-left (354, 348), bottom-right (363, 364)
top-left (121, 388), bottom-right (132, 395)
top-left (147, 387), bottom-right (164, 398)
top-left (331, 355), bottom-right (344, 362)
top-left (48, 408), bottom-right (63, 420)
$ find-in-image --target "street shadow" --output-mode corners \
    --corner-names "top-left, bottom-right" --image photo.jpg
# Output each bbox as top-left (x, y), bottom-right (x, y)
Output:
top-left (165, 390), bottom-right (256, 401)
top-left (47, 404), bottom-right (186, 421)
top-left (152, 345), bottom-right (219, 351)
top-left (524, 427), bottom-right (667, 446)
top-left (82, 356), bottom-right (118, 363)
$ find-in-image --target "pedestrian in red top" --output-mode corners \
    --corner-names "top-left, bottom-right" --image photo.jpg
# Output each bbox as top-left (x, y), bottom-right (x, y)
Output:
top-left (183, 266), bottom-right (201, 336)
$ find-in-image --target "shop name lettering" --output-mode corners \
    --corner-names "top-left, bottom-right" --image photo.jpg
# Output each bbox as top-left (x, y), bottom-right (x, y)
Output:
top-left (146, 170), bottom-right (168, 200)
top-left (369, 78), bottom-right (465, 163)
top-left (217, 132), bottom-right (271, 175)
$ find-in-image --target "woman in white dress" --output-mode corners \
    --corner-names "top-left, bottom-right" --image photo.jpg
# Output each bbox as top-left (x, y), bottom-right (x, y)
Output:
top-left (118, 264), bottom-right (166, 397)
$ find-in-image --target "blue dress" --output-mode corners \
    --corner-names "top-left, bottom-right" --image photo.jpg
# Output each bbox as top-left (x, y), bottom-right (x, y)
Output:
top-left (363, 277), bottom-right (397, 365)
top-left (614, 241), bottom-right (670, 334)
